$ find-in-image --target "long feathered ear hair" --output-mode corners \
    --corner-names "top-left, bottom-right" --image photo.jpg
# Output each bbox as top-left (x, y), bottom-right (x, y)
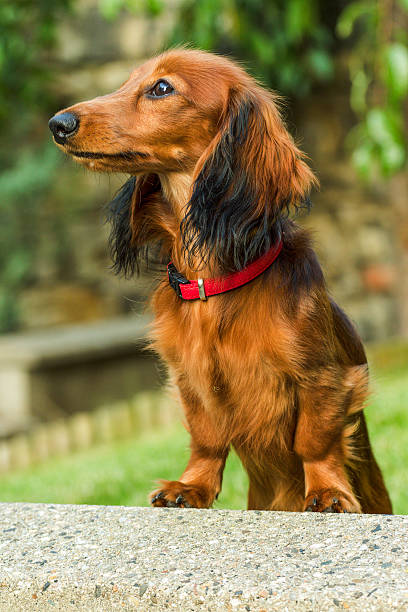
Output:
top-left (180, 86), bottom-right (318, 272)
top-left (106, 173), bottom-right (174, 276)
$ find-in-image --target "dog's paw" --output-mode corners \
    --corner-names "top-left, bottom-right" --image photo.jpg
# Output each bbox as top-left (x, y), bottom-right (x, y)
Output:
top-left (150, 480), bottom-right (213, 509)
top-left (304, 489), bottom-right (361, 513)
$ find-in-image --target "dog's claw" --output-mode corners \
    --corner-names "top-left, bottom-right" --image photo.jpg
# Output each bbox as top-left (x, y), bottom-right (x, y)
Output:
top-left (305, 491), bottom-right (356, 513)
top-left (151, 490), bottom-right (193, 508)
top-left (175, 495), bottom-right (192, 508)
top-left (150, 480), bottom-right (211, 509)
top-left (151, 491), bottom-right (164, 504)
top-left (306, 497), bottom-right (319, 511)
top-left (323, 497), bottom-right (341, 512)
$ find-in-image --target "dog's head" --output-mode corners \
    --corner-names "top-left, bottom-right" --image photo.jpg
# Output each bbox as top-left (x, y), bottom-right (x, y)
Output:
top-left (49, 49), bottom-right (317, 273)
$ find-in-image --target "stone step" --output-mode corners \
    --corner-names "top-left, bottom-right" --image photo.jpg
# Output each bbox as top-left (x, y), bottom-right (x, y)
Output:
top-left (0, 316), bottom-right (161, 436)
top-left (0, 503), bottom-right (405, 611)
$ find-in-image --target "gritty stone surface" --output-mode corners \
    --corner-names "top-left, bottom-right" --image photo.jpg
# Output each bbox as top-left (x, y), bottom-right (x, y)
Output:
top-left (0, 503), bottom-right (406, 611)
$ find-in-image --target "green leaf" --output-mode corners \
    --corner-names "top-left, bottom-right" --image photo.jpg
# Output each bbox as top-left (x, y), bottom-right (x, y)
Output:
top-left (365, 108), bottom-right (406, 173)
top-left (366, 108), bottom-right (396, 145)
top-left (145, 0), bottom-right (163, 16)
top-left (98, 0), bottom-right (124, 20)
top-left (380, 142), bottom-right (405, 172)
top-left (350, 69), bottom-right (370, 113)
top-left (285, 0), bottom-right (315, 42)
top-left (336, 1), bottom-right (373, 39)
top-left (384, 43), bottom-right (408, 100)
top-left (306, 49), bottom-right (333, 80)
top-left (352, 143), bottom-right (374, 178)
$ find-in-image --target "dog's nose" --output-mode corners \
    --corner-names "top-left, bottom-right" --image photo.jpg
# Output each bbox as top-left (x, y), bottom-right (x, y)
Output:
top-left (48, 112), bottom-right (79, 144)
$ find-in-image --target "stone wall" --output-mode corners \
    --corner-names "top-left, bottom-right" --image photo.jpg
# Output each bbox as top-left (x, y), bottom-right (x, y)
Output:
top-left (21, 0), bottom-right (402, 341)
top-left (295, 88), bottom-right (401, 341)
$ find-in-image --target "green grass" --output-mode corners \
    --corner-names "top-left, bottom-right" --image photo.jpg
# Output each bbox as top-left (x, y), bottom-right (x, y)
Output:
top-left (0, 345), bottom-right (407, 513)
top-left (364, 372), bottom-right (408, 514)
top-left (0, 425), bottom-right (248, 510)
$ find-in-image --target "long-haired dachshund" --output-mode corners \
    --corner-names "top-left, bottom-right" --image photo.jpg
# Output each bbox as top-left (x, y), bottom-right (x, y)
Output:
top-left (49, 49), bottom-right (392, 514)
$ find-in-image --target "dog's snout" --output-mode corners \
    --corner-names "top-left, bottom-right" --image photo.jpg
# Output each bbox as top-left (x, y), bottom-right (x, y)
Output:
top-left (48, 112), bottom-right (79, 144)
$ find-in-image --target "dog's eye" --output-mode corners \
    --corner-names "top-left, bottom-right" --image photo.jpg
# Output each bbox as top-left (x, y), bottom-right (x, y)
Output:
top-left (148, 80), bottom-right (174, 98)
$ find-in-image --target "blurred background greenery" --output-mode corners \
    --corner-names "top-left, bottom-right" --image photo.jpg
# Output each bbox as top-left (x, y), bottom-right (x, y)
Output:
top-left (0, 0), bottom-right (407, 512)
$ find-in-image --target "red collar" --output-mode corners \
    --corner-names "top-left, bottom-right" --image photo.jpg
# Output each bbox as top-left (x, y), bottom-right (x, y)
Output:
top-left (167, 238), bottom-right (283, 301)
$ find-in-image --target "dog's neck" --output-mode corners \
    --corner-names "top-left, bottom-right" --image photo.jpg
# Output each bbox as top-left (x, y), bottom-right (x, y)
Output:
top-left (159, 171), bottom-right (212, 278)
top-left (159, 171), bottom-right (193, 222)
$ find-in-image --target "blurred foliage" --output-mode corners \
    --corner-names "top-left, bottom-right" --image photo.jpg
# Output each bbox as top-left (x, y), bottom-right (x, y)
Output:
top-left (171, 0), bottom-right (408, 178)
top-left (338, 0), bottom-right (408, 178)
top-left (0, 0), bottom-right (72, 144)
top-left (97, 0), bottom-right (163, 20)
top-left (0, 145), bottom-right (61, 331)
top-left (170, 0), bottom-right (335, 98)
top-left (0, 0), bottom-right (72, 331)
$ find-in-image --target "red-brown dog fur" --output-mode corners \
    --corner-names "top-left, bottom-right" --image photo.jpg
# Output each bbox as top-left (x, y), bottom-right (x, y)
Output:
top-left (51, 49), bottom-right (392, 513)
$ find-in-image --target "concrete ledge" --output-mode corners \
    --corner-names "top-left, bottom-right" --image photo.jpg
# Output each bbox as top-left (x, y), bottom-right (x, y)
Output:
top-left (0, 504), bottom-right (406, 610)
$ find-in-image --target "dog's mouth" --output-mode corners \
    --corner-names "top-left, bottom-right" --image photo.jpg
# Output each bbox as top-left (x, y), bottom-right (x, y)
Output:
top-left (66, 149), bottom-right (149, 160)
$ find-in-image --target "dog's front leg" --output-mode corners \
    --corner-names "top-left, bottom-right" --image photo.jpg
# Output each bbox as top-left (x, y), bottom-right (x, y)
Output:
top-left (150, 384), bottom-right (230, 509)
top-left (294, 375), bottom-right (362, 513)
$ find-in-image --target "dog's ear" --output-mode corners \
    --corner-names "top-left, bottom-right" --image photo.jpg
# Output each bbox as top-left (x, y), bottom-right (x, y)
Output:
top-left (181, 88), bottom-right (318, 271)
top-left (106, 174), bottom-right (172, 276)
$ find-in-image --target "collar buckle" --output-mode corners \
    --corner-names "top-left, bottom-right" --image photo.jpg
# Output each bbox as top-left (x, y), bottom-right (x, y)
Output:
top-left (197, 278), bottom-right (207, 301)
top-left (167, 263), bottom-right (190, 298)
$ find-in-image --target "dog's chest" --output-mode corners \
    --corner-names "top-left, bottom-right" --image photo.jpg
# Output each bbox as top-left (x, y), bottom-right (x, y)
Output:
top-left (151, 295), bottom-right (295, 421)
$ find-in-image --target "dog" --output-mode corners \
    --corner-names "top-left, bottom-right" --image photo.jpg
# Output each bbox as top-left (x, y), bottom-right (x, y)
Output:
top-left (49, 48), bottom-right (392, 513)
